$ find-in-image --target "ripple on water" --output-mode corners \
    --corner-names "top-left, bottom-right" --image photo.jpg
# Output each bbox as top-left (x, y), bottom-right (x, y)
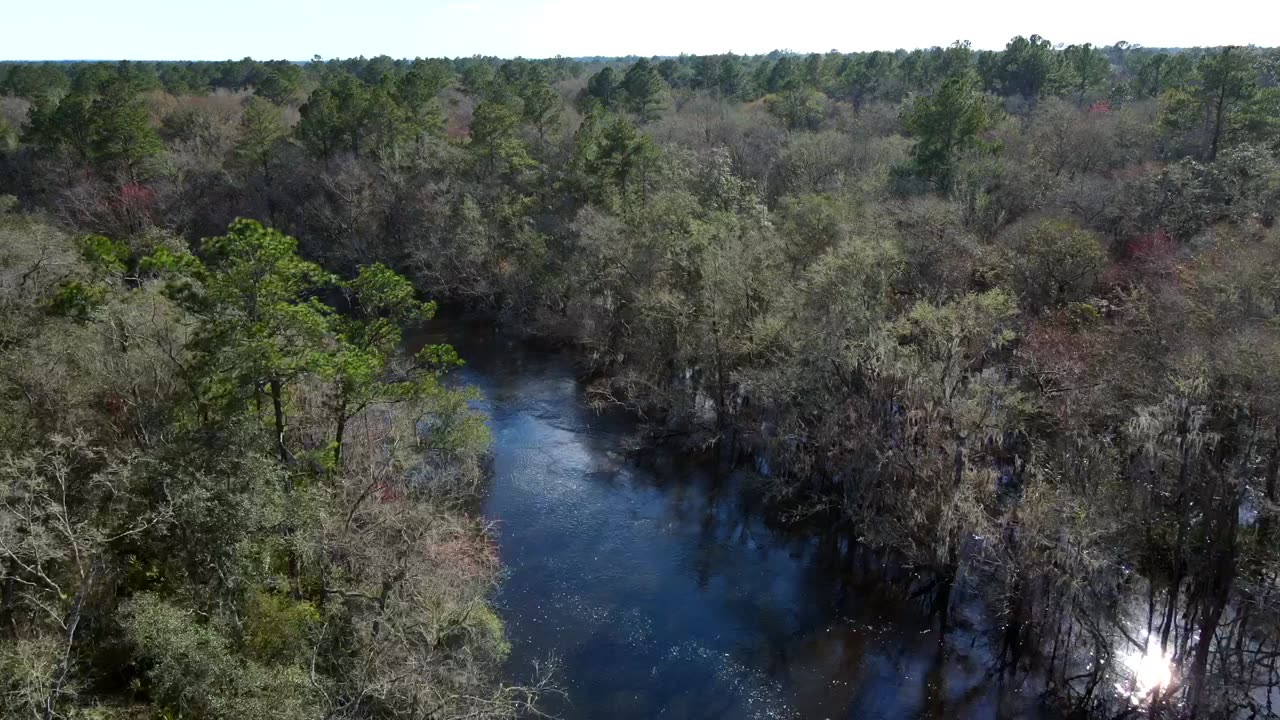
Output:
top-left (652, 641), bottom-right (795, 719)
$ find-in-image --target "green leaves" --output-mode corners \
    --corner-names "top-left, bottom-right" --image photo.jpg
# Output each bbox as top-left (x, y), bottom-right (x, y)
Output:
top-left (2, 212), bottom-right (503, 720)
top-left (1061, 43), bottom-right (1112, 102)
top-left (765, 87), bottom-right (829, 132)
top-left (586, 66), bottom-right (621, 108)
top-left (996, 219), bottom-right (1106, 313)
top-left (903, 75), bottom-right (999, 189)
top-left (569, 111), bottom-right (658, 206)
top-left (125, 594), bottom-right (321, 720)
top-left (46, 279), bottom-right (109, 321)
top-left (89, 80), bottom-right (165, 177)
top-left (469, 99), bottom-right (536, 175)
top-left (234, 96), bottom-right (288, 173)
top-left (416, 343), bottom-right (463, 372)
top-left (344, 262), bottom-right (433, 323)
top-left (25, 70), bottom-right (166, 178)
top-left (896, 289), bottom-right (1020, 370)
top-left (1159, 46), bottom-right (1273, 161)
top-left (77, 234), bottom-right (130, 274)
top-left (622, 59), bottom-right (666, 122)
top-left (993, 34), bottom-right (1065, 99)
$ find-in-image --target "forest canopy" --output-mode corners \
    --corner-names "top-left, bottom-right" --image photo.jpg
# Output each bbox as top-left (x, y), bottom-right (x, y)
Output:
top-left (2, 38), bottom-right (1280, 719)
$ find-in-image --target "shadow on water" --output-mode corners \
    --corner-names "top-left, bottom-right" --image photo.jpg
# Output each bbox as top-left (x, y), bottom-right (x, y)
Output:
top-left (412, 318), bottom-right (1051, 720)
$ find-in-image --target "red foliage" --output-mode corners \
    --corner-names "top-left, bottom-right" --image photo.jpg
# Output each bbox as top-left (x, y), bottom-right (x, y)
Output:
top-left (373, 481), bottom-right (405, 502)
top-left (1124, 229), bottom-right (1174, 261)
top-left (101, 392), bottom-right (128, 420)
top-left (1105, 229), bottom-right (1181, 290)
top-left (94, 182), bottom-right (158, 230)
top-left (1088, 100), bottom-right (1111, 114)
top-left (118, 182), bottom-right (154, 206)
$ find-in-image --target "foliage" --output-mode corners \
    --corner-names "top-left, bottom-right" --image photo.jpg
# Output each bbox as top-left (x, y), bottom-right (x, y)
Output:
top-left (25, 75), bottom-right (164, 178)
top-left (0, 215), bottom-right (523, 720)
top-left (4, 39), bottom-right (1280, 720)
top-left (902, 74), bottom-right (998, 187)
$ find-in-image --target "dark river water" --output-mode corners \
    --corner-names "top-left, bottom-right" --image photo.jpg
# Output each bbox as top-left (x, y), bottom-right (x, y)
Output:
top-left (418, 320), bottom-right (1048, 720)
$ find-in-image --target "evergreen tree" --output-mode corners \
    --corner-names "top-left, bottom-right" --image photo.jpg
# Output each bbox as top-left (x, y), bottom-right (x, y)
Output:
top-left (1160, 46), bottom-right (1270, 160)
top-left (586, 65), bottom-right (620, 108)
top-left (621, 58), bottom-right (665, 122)
top-left (903, 75), bottom-right (997, 187)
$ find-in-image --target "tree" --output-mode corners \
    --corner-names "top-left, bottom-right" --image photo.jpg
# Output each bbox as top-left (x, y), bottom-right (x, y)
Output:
top-left (1062, 43), bottom-right (1111, 103)
top-left (0, 117), bottom-right (14, 151)
top-left (837, 51), bottom-right (894, 108)
top-left (324, 264), bottom-right (458, 468)
top-left (0, 63), bottom-right (69, 98)
top-left (23, 76), bottom-right (163, 179)
top-left (621, 58), bottom-right (665, 122)
top-left (460, 61), bottom-right (496, 96)
top-left (398, 58), bottom-right (452, 106)
top-left (517, 66), bottom-right (562, 140)
top-left (235, 97), bottom-right (287, 175)
top-left (997, 218), bottom-right (1105, 312)
top-left (656, 58), bottom-right (689, 87)
top-left (148, 219), bottom-right (334, 463)
top-left (585, 65), bottom-right (620, 108)
top-left (903, 75), bottom-right (997, 187)
top-left (995, 34), bottom-right (1061, 99)
top-left (1132, 52), bottom-right (1194, 98)
top-left (0, 440), bottom-right (171, 720)
top-left (765, 87), bottom-right (827, 131)
top-left (569, 111), bottom-right (658, 205)
top-left (715, 55), bottom-right (750, 98)
top-left (234, 97), bottom-right (288, 219)
top-left (298, 73), bottom-right (377, 158)
top-left (395, 59), bottom-right (450, 138)
top-left (870, 290), bottom-right (1023, 627)
top-left (24, 92), bottom-right (96, 163)
top-left (469, 99), bottom-right (535, 176)
top-left (765, 55), bottom-right (799, 93)
top-left (296, 72), bottom-right (418, 159)
top-left (0, 212), bottom-right (531, 720)
top-left (249, 61), bottom-right (303, 104)
top-left (1160, 46), bottom-right (1269, 161)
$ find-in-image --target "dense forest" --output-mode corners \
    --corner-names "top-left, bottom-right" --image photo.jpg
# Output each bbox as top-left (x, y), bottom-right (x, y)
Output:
top-left (2, 37), bottom-right (1280, 719)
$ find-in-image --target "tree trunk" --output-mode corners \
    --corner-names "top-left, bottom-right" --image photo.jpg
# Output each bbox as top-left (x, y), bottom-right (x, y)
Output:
top-left (1188, 493), bottom-right (1240, 715)
top-left (0, 557), bottom-right (15, 637)
top-left (44, 565), bottom-right (95, 720)
top-left (711, 317), bottom-right (726, 428)
top-left (270, 377), bottom-right (288, 466)
top-left (333, 406), bottom-right (347, 471)
top-left (1208, 57), bottom-right (1230, 162)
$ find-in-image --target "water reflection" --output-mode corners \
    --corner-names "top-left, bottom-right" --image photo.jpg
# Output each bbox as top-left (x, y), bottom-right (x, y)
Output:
top-left (414, 320), bottom-right (1051, 720)
top-left (1118, 640), bottom-right (1174, 704)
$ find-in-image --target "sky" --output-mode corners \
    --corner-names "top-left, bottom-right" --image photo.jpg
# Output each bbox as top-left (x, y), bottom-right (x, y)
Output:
top-left (5, 0), bottom-right (1279, 61)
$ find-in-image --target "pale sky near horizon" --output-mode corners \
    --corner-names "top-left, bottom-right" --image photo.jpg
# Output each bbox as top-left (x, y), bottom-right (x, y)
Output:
top-left (6, 0), bottom-right (1279, 61)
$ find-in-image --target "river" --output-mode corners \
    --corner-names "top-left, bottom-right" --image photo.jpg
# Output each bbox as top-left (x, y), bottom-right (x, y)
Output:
top-left (416, 320), bottom-right (1049, 720)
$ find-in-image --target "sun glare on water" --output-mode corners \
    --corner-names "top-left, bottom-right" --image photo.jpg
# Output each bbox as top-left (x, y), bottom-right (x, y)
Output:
top-left (1119, 641), bottom-right (1174, 702)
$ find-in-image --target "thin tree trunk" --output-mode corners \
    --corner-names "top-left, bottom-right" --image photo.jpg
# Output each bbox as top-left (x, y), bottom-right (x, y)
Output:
top-left (270, 377), bottom-right (288, 465)
top-left (44, 565), bottom-right (95, 720)
top-left (333, 406), bottom-right (347, 471)
top-left (1189, 498), bottom-right (1240, 715)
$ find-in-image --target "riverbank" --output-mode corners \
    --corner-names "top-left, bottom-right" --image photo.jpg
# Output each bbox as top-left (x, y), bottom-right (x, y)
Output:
top-left (412, 317), bottom-right (1055, 720)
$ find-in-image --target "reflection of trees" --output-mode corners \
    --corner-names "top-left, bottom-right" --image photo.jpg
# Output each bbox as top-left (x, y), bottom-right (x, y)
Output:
top-left (459, 337), bottom-right (1047, 719)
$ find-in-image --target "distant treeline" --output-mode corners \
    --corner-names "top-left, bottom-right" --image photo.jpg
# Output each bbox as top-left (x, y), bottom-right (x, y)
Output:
top-left (1, 40), bottom-right (1275, 101)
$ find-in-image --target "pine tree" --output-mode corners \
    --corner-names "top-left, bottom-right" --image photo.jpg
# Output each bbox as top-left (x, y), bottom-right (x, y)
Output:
top-left (622, 58), bottom-right (665, 122)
